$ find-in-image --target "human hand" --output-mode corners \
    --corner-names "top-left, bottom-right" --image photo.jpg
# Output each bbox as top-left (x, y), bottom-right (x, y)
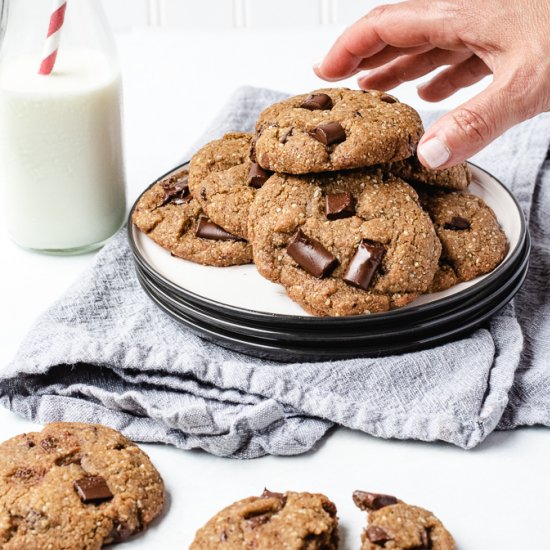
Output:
top-left (314, 0), bottom-right (550, 169)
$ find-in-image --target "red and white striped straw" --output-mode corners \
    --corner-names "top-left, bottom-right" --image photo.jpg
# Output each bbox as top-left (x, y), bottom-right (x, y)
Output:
top-left (38, 0), bottom-right (67, 75)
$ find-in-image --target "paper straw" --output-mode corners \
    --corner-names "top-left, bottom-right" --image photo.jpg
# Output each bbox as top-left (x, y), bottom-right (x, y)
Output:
top-left (38, 0), bottom-right (67, 75)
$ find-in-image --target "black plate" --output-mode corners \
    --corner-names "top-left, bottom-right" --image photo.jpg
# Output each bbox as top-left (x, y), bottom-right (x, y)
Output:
top-left (136, 230), bottom-right (530, 341)
top-left (139, 259), bottom-right (528, 362)
top-left (136, 232), bottom-right (529, 345)
top-left (128, 162), bottom-right (528, 329)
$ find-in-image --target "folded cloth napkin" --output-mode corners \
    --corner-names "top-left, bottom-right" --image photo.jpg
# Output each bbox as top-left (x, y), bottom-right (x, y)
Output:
top-left (1, 87), bottom-right (549, 459)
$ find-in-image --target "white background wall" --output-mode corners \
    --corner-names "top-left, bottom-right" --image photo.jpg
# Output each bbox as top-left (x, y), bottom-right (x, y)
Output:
top-left (101, 0), bottom-right (398, 30)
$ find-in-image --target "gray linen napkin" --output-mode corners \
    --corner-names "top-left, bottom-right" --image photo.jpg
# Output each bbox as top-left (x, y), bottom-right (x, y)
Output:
top-left (1, 87), bottom-right (549, 458)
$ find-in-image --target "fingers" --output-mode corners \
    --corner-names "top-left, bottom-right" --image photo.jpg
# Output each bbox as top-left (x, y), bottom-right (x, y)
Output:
top-left (418, 56), bottom-right (492, 101)
top-left (315, 2), bottom-right (448, 81)
top-left (313, 19), bottom-right (386, 81)
top-left (356, 44), bottom-right (434, 70)
top-left (417, 79), bottom-right (526, 169)
top-left (357, 49), bottom-right (472, 90)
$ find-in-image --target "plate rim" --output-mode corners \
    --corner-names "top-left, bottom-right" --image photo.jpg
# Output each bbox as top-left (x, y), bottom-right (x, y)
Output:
top-left (142, 264), bottom-right (528, 362)
top-left (136, 244), bottom-right (529, 343)
top-left (136, 232), bottom-right (529, 331)
top-left (128, 160), bottom-right (528, 324)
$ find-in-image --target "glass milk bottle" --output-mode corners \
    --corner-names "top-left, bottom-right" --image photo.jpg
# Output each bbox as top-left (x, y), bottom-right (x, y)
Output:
top-left (0, 0), bottom-right (126, 254)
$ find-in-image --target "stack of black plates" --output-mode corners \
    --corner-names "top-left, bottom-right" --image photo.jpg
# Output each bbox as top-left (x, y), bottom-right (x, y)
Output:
top-left (128, 162), bottom-right (530, 362)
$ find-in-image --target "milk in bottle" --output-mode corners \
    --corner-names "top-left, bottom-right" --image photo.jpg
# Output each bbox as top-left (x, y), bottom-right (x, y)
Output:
top-left (0, 0), bottom-right (126, 253)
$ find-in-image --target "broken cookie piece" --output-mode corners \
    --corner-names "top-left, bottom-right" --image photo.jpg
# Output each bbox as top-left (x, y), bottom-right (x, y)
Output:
top-left (353, 490), bottom-right (455, 550)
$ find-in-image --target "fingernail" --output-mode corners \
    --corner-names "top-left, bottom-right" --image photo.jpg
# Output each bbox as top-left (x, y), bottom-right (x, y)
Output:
top-left (313, 59), bottom-right (324, 72)
top-left (418, 136), bottom-right (451, 169)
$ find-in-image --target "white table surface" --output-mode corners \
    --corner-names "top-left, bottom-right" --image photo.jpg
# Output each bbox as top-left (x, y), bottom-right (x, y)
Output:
top-left (1, 27), bottom-right (549, 549)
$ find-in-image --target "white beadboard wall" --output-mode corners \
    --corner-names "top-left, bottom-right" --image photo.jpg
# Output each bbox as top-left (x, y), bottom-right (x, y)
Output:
top-left (100, 0), bottom-right (399, 31)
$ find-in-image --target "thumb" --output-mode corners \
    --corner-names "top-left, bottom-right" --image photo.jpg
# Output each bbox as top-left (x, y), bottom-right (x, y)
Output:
top-left (417, 80), bottom-right (526, 169)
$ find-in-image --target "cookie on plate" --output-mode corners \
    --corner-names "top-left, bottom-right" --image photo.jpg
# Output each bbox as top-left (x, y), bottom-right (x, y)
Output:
top-left (0, 422), bottom-right (164, 550)
top-left (189, 132), bottom-right (272, 240)
top-left (389, 155), bottom-right (471, 191)
top-left (428, 263), bottom-right (462, 293)
top-left (190, 489), bottom-right (338, 549)
top-left (420, 190), bottom-right (508, 291)
top-left (132, 167), bottom-right (252, 267)
top-left (248, 170), bottom-right (441, 316)
top-left (254, 88), bottom-right (423, 174)
top-left (353, 490), bottom-right (455, 550)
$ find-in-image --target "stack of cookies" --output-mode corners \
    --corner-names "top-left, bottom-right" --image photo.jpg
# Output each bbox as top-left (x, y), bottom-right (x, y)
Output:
top-left (133, 88), bottom-right (508, 317)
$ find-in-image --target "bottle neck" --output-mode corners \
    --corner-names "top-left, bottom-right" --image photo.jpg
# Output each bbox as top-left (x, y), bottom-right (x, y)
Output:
top-left (0, 0), bottom-right (117, 70)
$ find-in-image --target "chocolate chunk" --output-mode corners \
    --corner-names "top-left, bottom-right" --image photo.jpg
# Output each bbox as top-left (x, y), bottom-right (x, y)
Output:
top-left (73, 475), bottom-right (113, 504)
top-left (200, 187), bottom-right (207, 201)
top-left (366, 526), bottom-right (392, 545)
top-left (40, 437), bottom-right (57, 452)
top-left (161, 176), bottom-right (187, 194)
top-left (343, 241), bottom-right (385, 291)
top-left (380, 93), bottom-right (398, 103)
top-left (110, 521), bottom-right (133, 542)
top-left (279, 127), bottom-right (294, 144)
top-left (322, 500), bottom-right (338, 517)
top-left (12, 468), bottom-right (36, 481)
top-left (247, 513), bottom-right (272, 529)
top-left (325, 192), bottom-right (355, 220)
top-left (248, 162), bottom-right (271, 189)
top-left (171, 195), bottom-right (191, 206)
top-left (309, 122), bottom-right (346, 146)
top-left (419, 527), bottom-right (432, 549)
top-left (352, 490), bottom-right (397, 511)
top-left (300, 93), bottom-right (333, 111)
top-left (196, 216), bottom-right (243, 241)
top-left (287, 230), bottom-right (339, 279)
top-left (159, 175), bottom-right (191, 207)
top-left (55, 452), bottom-right (81, 467)
top-left (444, 216), bottom-right (470, 230)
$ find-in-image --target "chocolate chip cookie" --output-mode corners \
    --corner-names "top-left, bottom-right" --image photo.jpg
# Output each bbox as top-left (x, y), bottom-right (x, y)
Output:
top-left (353, 490), bottom-right (455, 550)
top-left (389, 156), bottom-right (471, 191)
top-left (248, 170), bottom-right (441, 316)
top-left (132, 167), bottom-right (252, 267)
top-left (419, 190), bottom-right (508, 291)
top-left (0, 422), bottom-right (164, 549)
top-left (190, 489), bottom-right (338, 549)
top-left (254, 88), bottom-right (423, 174)
top-left (188, 133), bottom-right (272, 240)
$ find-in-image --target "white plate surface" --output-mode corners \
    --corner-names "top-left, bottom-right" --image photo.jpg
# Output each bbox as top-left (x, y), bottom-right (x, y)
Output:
top-left (133, 164), bottom-right (523, 316)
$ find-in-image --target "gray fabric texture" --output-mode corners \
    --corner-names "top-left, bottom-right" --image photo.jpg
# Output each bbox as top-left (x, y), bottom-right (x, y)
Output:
top-left (1, 86), bottom-right (549, 458)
